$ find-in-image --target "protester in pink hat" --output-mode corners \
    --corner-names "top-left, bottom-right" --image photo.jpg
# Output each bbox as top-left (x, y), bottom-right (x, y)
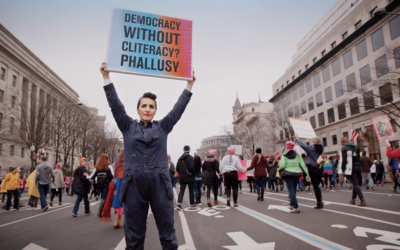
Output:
top-left (279, 141), bottom-right (310, 213)
top-left (65, 177), bottom-right (72, 195)
top-left (50, 163), bottom-right (65, 206)
top-left (220, 147), bottom-right (246, 207)
top-left (202, 150), bottom-right (220, 207)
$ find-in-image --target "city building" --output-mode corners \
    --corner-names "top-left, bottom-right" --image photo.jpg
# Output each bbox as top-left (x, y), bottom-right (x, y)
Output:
top-left (0, 23), bottom-right (108, 176)
top-left (196, 135), bottom-right (234, 160)
top-left (269, 0), bottom-right (400, 162)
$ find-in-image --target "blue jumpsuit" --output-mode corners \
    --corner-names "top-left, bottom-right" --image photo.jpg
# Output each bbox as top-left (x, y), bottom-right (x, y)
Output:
top-left (104, 83), bottom-right (192, 250)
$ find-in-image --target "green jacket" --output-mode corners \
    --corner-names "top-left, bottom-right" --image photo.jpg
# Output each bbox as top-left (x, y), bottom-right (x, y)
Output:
top-left (279, 150), bottom-right (309, 178)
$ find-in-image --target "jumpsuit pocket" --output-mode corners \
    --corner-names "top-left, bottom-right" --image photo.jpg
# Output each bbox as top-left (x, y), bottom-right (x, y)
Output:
top-left (120, 174), bottom-right (132, 202)
top-left (160, 172), bottom-right (173, 200)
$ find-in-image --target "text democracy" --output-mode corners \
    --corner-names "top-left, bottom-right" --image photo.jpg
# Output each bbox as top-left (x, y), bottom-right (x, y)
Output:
top-left (125, 14), bottom-right (181, 30)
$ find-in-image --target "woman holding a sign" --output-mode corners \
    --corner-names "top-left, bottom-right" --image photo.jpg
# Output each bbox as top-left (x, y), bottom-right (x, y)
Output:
top-left (100, 62), bottom-right (196, 250)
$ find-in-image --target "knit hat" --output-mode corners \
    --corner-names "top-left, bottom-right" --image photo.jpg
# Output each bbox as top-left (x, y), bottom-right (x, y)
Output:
top-left (311, 137), bottom-right (321, 145)
top-left (208, 150), bottom-right (216, 157)
top-left (56, 164), bottom-right (61, 169)
top-left (227, 146), bottom-right (236, 155)
top-left (256, 148), bottom-right (262, 154)
top-left (286, 141), bottom-right (295, 150)
top-left (265, 154), bottom-right (269, 159)
top-left (183, 145), bottom-right (190, 153)
top-left (79, 157), bottom-right (87, 165)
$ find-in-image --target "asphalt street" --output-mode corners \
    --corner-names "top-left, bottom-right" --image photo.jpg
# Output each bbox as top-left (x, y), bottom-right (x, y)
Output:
top-left (0, 182), bottom-right (399, 250)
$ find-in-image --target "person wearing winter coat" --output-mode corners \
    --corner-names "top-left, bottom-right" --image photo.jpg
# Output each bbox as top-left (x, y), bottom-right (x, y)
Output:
top-left (72, 157), bottom-right (92, 216)
top-left (176, 146), bottom-right (195, 210)
top-left (220, 146), bottom-right (247, 207)
top-left (279, 141), bottom-right (310, 213)
top-left (202, 150), bottom-right (220, 207)
top-left (341, 137), bottom-right (366, 206)
top-left (376, 160), bottom-right (385, 186)
top-left (268, 155), bottom-right (279, 192)
top-left (295, 135), bottom-right (324, 209)
top-left (65, 177), bottom-right (72, 195)
top-left (3, 167), bottom-right (20, 211)
top-left (35, 156), bottom-right (55, 212)
top-left (386, 143), bottom-right (399, 192)
top-left (193, 154), bottom-right (203, 205)
top-left (360, 152), bottom-right (375, 190)
top-left (26, 170), bottom-right (40, 207)
top-left (168, 155), bottom-right (178, 188)
top-left (50, 164), bottom-right (65, 206)
top-left (101, 62), bottom-right (195, 250)
top-left (247, 148), bottom-right (269, 202)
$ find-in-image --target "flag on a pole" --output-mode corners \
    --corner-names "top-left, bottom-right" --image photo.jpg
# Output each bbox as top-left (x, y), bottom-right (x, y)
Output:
top-left (88, 160), bottom-right (94, 168)
top-left (359, 129), bottom-right (366, 141)
top-left (350, 130), bottom-right (358, 143)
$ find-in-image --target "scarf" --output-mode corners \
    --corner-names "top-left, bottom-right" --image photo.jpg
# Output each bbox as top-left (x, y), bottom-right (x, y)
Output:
top-left (100, 181), bottom-right (115, 222)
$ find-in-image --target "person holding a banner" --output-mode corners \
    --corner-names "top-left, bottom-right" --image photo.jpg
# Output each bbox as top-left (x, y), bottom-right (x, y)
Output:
top-left (341, 137), bottom-right (366, 206)
top-left (100, 62), bottom-right (195, 250)
top-left (247, 148), bottom-right (269, 201)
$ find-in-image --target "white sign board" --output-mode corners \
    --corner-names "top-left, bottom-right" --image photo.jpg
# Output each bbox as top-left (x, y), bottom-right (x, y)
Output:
top-left (289, 118), bottom-right (317, 139)
top-left (230, 145), bottom-right (242, 155)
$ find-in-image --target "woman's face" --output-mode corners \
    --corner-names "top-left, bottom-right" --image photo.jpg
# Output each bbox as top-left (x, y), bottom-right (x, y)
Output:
top-left (137, 98), bottom-right (157, 124)
top-left (12, 169), bottom-right (18, 173)
top-left (81, 160), bottom-right (87, 167)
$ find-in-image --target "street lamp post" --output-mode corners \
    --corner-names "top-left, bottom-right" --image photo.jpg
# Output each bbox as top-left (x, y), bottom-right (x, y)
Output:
top-left (374, 7), bottom-right (400, 16)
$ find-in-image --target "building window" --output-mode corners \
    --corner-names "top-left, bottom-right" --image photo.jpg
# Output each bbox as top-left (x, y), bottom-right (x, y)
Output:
top-left (394, 46), bottom-right (400, 69)
top-left (282, 97), bottom-right (287, 109)
top-left (11, 96), bottom-right (15, 108)
top-left (287, 80), bottom-right (289, 85)
top-left (322, 66), bottom-right (330, 83)
top-left (331, 41), bottom-right (337, 49)
top-left (356, 39), bottom-right (368, 61)
top-left (343, 32), bottom-right (348, 40)
top-left (318, 112), bottom-right (325, 127)
top-left (322, 137), bottom-right (327, 147)
top-left (313, 72), bottom-right (321, 88)
top-left (325, 86), bottom-right (333, 103)
top-left (9, 117), bottom-right (14, 134)
top-left (343, 50), bottom-right (353, 69)
top-left (281, 85), bottom-right (284, 90)
top-left (350, 97), bottom-right (360, 115)
top-left (277, 89), bottom-right (279, 93)
top-left (308, 97), bottom-right (314, 111)
top-left (306, 79), bottom-right (312, 93)
top-left (12, 75), bottom-right (17, 87)
top-left (391, 120), bottom-right (397, 132)
top-left (327, 108), bottom-right (335, 123)
top-left (355, 20), bottom-right (362, 30)
top-left (372, 28), bottom-right (385, 51)
top-left (370, 7), bottom-right (377, 17)
top-left (288, 109), bottom-right (293, 118)
top-left (322, 50), bottom-right (326, 57)
top-left (363, 90), bottom-right (375, 111)
top-left (294, 105), bottom-right (300, 118)
top-left (332, 135), bottom-right (337, 145)
top-left (0, 68), bottom-right (5, 81)
top-left (292, 75), bottom-right (295, 81)
top-left (316, 92), bottom-right (323, 107)
top-left (379, 83), bottom-right (393, 105)
top-left (338, 103), bottom-right (347, 120)
top-left (335, 80), bottom-right (344, 98)
top-left (0, 90), bottom-right (3, 103)
top-left (346, 73), bottom-right (356, 91)
top-left (21, 148), bottom-right (24, 158)
top-left (299, 70), bottom-right (302, 76)
top-left (252, 108), bottom-right (255, 112)
top-left (343, 131), bottom-right (349, 139)
top-left (375, 54), bottom-right (389, 78)
top-left (313, 57), bottom-right (317, 64)
top-left (310, 116), bottom-right (316, 129)
top-left (389, 15), bottom-right (400, 40)
top-left (278, 115), bottom-right (282, 126)
top-left (305, 64), bottom-right (309, 70)
top-left (332, 58), bottom-right (341, 76)
top-left (301, 101), bottom-right (306, 115)
top-left (0, 113), bottom-right (2, 131)
top-left (10, 145), bottom-right (14, 156)
top-left (360, 64), bottom-right (371, 85)
top-left (287, 93), bottom-right (292, 105)
top-left (299, 84), bottom-right (305, 97)
top-left (293, 88), bottom-right (298, 101)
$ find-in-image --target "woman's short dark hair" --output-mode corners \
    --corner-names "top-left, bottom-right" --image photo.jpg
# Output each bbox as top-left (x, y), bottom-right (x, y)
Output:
top-left (137, 92), bottom-right (157, 110)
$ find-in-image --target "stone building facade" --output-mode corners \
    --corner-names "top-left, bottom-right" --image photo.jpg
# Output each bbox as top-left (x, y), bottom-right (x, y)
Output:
top-left (196, 135), bottom-right (234, 160)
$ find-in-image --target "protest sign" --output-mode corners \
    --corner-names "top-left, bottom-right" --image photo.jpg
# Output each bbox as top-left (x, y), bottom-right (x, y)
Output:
top-left (105, 8), bottom-right (193, 80)
top-left (371, 114), bottom-right (395, 140)
top-left (230, 145), bottom-right (243, 155)
top-left (238, 160), bottom-right (248, 180)
top-left (273, 151), bottom-right (280, 158)
top-left (289, 118), bottom-right (317, 139)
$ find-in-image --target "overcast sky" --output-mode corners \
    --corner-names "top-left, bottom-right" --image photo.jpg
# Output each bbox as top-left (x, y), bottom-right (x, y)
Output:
top-left (0, 0), bottom-right (336, 163)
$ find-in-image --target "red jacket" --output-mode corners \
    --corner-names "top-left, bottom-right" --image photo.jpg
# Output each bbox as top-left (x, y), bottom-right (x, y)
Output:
top-left (386, 146), bottom-right (400, 164)
top-left (247, 154), bottom-right (269, 177)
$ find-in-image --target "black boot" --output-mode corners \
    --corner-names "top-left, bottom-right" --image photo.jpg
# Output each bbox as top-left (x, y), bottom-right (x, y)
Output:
top-left (261, 192), bottom-right (264, 201)
top-left (257, 191), bottom-right (261, 201)
top-left (98, 200), bottom-right (105, 217)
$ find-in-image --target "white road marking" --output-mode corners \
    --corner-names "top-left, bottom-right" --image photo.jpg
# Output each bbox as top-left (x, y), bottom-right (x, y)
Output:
top-left (354, 227), bottom-right (400, 245)
top-left (22, 243), bottom-right (48, 250)
top-left (268, 205), bottom-right (291, 213)
top-left (366, 245), bottom-right (400, 250)
top-left (115, 237), bottom-right (125, 250)
top-left (340, 190), bottom-right (400, 196)
top-left (223, 231), bottom-right (275, 250)
top-left (217, 196), bottom-right (352, 250)
top-left (197, 207), bottom-right (221, 217)
top-left (173, 188), bottom-right (196, 250)
top-left (331, 225), bottom-right (348, 229)
top-left (90, 201), bottom-right (100, 206)
top-left (215, 215), bottom-right (224, 218)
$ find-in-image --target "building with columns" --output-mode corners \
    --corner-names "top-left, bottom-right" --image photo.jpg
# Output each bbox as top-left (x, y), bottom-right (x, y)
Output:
top-left (196, 135), bottom-right (234, 160)
top-left (269, 0), bottom-right (400, 162)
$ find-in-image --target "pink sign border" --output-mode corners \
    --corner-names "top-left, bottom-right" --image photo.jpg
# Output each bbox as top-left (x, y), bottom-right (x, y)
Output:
top-left (371, 114), bottom-right (396, 140)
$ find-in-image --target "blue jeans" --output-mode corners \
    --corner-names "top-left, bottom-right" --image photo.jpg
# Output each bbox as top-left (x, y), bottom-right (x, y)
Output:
top-left (38, 183), bottom-right (49, 209)
top-left (97, 183), bottom-right (109, 200)
top-left (170, 176), bottom-right (178, 187)
top-left (194, 180), bottom-right (202, 198)
top-left (332, 172), bottom-right (337, 184)
top-left (178, 182), bottom-right (194, 205)
top-left (73, 194), bottom-right (90, 214)
top-left (255, 176), bottom-right (267, 196)
top-left (284, 176), bottom-right (300, 209)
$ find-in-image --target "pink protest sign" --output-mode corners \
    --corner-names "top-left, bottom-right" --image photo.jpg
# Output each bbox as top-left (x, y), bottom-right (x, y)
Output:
top-left (371, 114), bottom-right (395, 140)
top-left (238, 160), bottom-right (248, 181)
